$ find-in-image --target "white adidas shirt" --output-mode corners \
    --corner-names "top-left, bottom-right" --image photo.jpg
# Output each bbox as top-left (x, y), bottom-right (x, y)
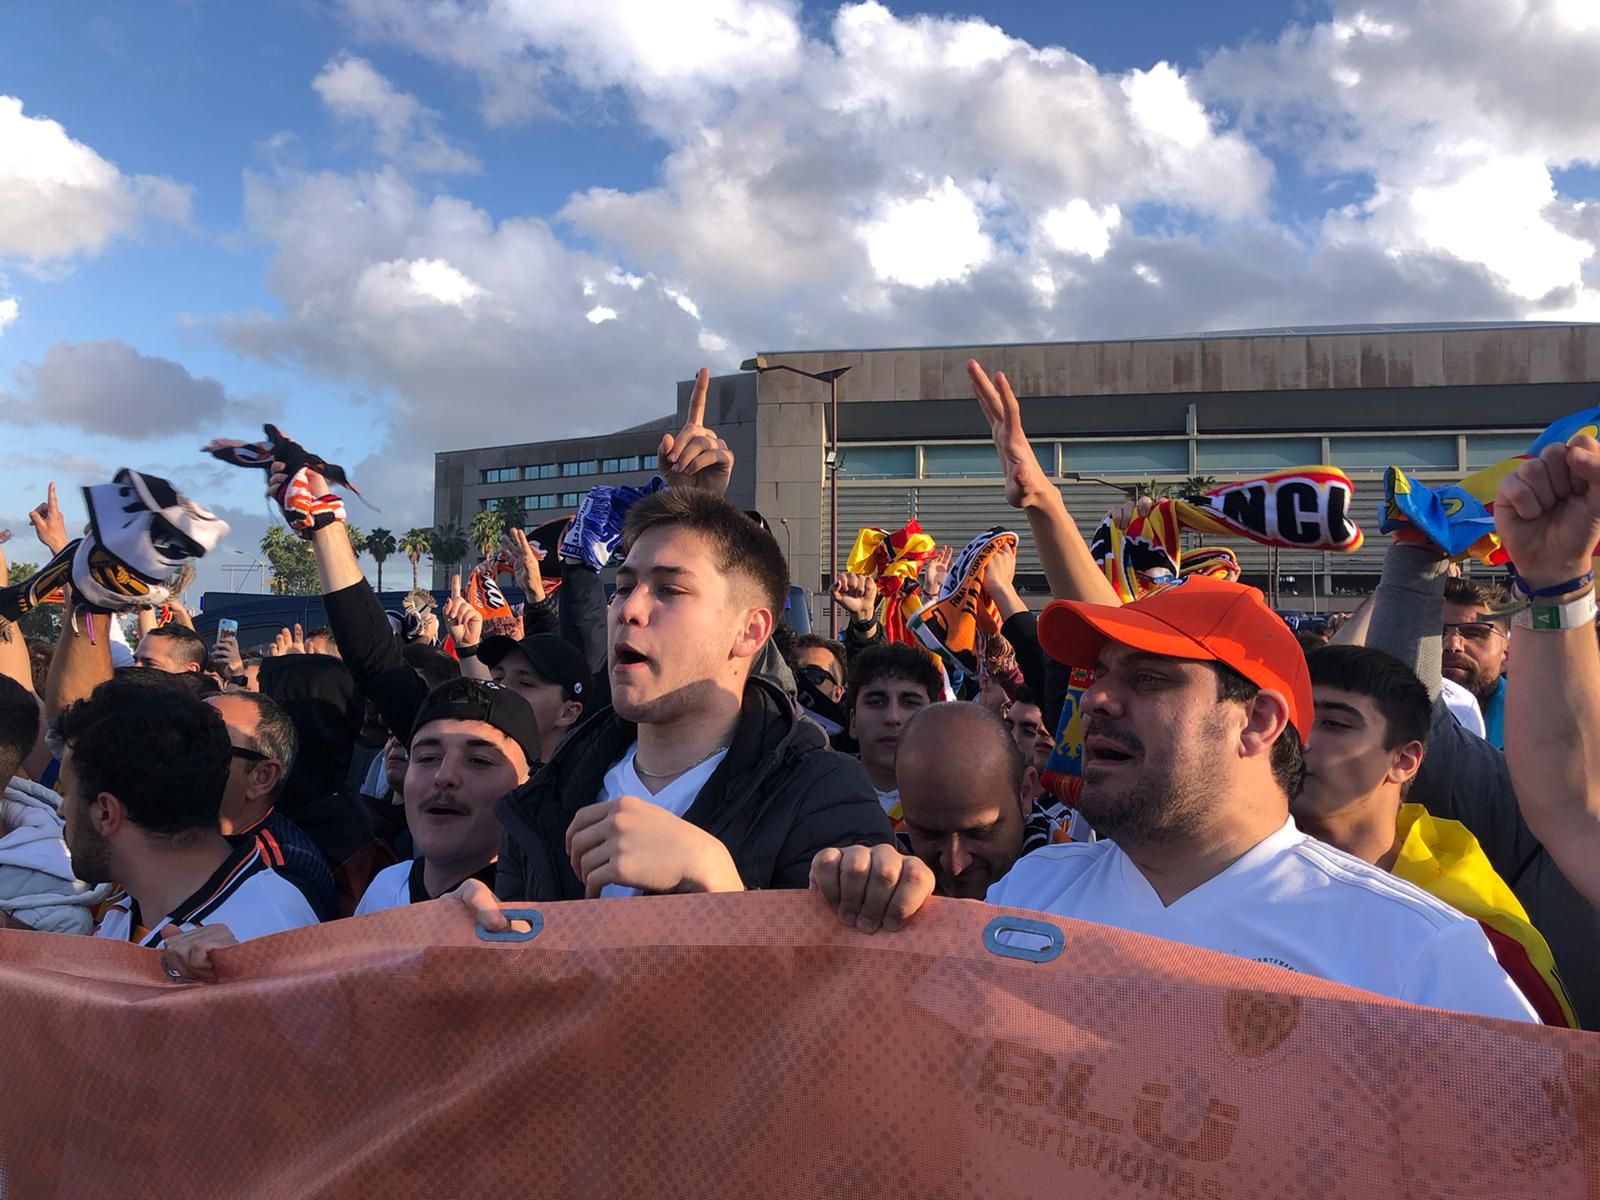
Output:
top-left (94, 844), bottom-right (318, 948)
top-left (596, 743), bottom-right (728, 898)
top-left (986, 818), bottom-right (1538, 1022)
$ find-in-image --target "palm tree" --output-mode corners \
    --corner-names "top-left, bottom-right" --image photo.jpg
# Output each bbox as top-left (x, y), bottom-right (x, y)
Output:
top-left (1180, 475), bottom-right (1220, 497)
top-left (492, 496), bottom-right (528, 535)
top-left (469, 509), bottom-right (505, 560)
top-left (345, 524), bottom-right (367, 559)
top-left (431, 522), bottom-right (470, 579)
top-left (399, 528), bottom-right (431, 590)
top-left (367, 527), bottom-right (397, 591)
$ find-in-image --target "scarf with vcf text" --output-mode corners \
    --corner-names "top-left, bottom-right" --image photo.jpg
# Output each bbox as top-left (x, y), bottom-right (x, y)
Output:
top-left (844, 519), bottom-right (936, 647)
top-left (1380, 406), bottom-right (1600, 562)
top-left (0, 470), bottom-right (228, 620)
top-left (204, 424), bottom-right (365, 537)
top-left (908, 526), bottom-right (1017, 679)
top-left (1089, 468), bottom-right (1364, 601)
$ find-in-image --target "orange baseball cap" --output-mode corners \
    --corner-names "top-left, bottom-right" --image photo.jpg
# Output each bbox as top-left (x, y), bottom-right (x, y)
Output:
top-left (1035, 577), bottom-right (1312, 742)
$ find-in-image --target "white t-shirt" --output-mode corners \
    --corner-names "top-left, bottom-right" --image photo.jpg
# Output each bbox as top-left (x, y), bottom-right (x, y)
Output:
top-left (874, 787), bottom-right (900, 817)
top-left (94, 843), bottom-right (318, 947)
top-left (1440, 677), bottom-right (1487, 739)
top-left (596, 743), bottom-right (729, 898)
top-left (986, 818), bottom-right (1538, 1022)
top-left (355, 860), bottom-right (414, 916)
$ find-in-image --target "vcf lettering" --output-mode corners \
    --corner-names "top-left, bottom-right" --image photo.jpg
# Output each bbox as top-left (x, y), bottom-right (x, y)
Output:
top-left (977, 1039), bottom-right (1240, 1164)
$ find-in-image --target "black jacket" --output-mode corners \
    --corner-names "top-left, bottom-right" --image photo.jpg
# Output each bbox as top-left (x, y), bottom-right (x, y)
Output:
top-left (494, 675), bottom-right (893, 901)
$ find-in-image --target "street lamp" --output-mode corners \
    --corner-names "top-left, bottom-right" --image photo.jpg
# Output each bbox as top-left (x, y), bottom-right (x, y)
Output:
top-left (228, 549), bottom-right (268, 594)
top-left (740, 354), bottom-right (854, 636)
top-left (1064, 472), bottom-right (1141, 498)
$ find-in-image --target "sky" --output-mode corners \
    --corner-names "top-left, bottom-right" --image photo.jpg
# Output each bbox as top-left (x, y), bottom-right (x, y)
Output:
top-left (3, 0), bottom-right (1600, 597)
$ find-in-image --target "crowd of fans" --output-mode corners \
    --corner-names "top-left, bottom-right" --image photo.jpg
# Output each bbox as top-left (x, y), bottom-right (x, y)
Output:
top-left (1, 358), bottom-right (1597, 1035)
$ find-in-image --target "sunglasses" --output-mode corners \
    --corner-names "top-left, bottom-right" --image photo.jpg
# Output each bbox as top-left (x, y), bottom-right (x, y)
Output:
top-left (799, 664), bottom-right (841, 691)
top-left (1442, 621), bottom-right (1507, 645)
top-left (229, 746), bottom-right (269, 764)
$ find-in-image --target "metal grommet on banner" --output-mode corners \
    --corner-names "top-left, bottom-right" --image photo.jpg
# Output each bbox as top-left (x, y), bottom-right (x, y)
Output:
top-left (981, 915), bottom-right (1064, 963)
top-left (475, 908), bottom-right (544, 943)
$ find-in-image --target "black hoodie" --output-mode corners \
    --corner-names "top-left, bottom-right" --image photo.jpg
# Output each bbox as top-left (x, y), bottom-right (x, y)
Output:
top-left (494, 675), bottom-right (893, 901)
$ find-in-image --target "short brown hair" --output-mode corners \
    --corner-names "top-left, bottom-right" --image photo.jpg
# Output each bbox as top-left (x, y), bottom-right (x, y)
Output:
top-left (794, 633), bottom-right (847, 683)
top-left (621, 489), bottom-right (789, 614)
top-left (1444, 577), bottom-right (1511, 627)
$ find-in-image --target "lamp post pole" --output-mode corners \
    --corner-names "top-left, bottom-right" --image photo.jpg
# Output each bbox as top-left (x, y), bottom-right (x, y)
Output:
top-left (740, 355), bottom-right (854, 637)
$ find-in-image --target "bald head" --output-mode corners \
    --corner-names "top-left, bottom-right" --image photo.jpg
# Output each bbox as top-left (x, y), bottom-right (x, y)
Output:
top-left (899, 702), bottom-right (1025, 795)
top-left (897, 702), bottom-right (1033, 900)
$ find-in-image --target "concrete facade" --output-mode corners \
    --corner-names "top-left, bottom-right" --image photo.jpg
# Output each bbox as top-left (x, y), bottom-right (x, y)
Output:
top-left (437, 322), bottom-right (1600, 615)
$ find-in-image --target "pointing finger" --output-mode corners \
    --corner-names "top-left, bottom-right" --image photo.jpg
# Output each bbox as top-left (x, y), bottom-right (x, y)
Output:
top-left (450, 573), bottom-right (462, 600)
top-left (686, 367), bottom-right (709, 428)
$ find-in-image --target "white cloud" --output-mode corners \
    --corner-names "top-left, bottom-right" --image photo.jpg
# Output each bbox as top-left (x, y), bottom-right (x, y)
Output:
top-left (2, 339), bottom-right (240, 440)
top-left (0, 297), bottom-right (17, 334)
top-left (1203, 0), bottom-right (1600, 314)
top-left (863, 177), bottom-right (993, 287)
top-left (355, 256), bottom-right (486, 309)
top-left (313, 55), bottom-right (480, 174)
top-left (336, 0), bottom-right (805, 125)
top-left (585, 304), bottom-right (618, 323)
top-left (0, 95), bottom-right (192, 268)
top-left (1040, 200), bottom-right (1122, 259)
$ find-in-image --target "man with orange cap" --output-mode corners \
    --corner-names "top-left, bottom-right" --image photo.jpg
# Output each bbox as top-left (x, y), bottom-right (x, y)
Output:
top-left (811, 576), bottom-right (1538, 1020)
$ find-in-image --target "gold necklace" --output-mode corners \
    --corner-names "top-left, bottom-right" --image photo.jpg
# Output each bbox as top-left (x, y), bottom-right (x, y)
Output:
top-left (634, 743), bottom-right (729, 779)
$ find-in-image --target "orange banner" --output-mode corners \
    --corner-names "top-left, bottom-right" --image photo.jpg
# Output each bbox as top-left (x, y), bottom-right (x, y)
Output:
top-left (1, 892), bottom-right (1596, 1198)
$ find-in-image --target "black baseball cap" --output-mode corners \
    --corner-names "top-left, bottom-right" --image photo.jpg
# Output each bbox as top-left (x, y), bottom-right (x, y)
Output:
top-left (479, 634), bottom-right (591, 703)
top-left (409, 677), bottom-right (542, 770)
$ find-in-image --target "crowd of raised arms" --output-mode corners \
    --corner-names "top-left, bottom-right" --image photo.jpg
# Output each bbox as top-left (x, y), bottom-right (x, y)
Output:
top-left (1, 358), bottom-right (1598, 1034)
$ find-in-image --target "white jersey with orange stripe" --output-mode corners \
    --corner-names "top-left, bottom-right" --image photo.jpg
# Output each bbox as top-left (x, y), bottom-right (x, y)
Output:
top-left (94, 841), bottom-right (318, 948)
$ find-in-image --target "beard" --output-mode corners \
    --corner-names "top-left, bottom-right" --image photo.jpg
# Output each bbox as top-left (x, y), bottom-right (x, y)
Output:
top-left (1076, 718), bottom-right (1220, 845)
top-left (67, 814), bottom-right (113, 885)
top-left (1441, 653), bottom-right (1500, 705)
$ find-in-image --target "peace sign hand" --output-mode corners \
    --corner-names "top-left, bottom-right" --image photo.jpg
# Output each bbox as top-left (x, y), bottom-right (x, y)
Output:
top-left (661, 368), bottom-right (734, 497)
top-left (968, 360), bottom-right (1053, 511)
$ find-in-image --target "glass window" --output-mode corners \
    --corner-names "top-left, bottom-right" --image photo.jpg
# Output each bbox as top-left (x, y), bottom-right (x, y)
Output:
top-left (1062, 440), bottom-right (1189, 474)
top-left (921, 445), bottom-right (996, 477)
top-left (601, 458), bottom-right (618, 472)
top-left (1194, 438), bottom-right (1321, 472)
top-left (618, 455), bottom-right (641, 472)
top-left (838, 446), bottom-right (915, 479)
top-left (561, 462), bottom-right (580, 477)
top-left (1465, 433), bottom-right (1536, 470)
top-left (643, 454), bottom-right (659, 470)
top-left (532, 463), bottom-right (555, 480)
top-left (482, 467), bottom-right (521, 484)
top-left (561, 492), bottom-right (581, 506)
top-left (1329, 436), bottom-right (1457, 471)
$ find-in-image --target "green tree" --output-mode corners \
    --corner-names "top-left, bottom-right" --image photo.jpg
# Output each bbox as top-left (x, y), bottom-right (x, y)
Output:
top-left (367, 527), bottom-right (397, 592)
top-left (261, 526), bottom-right (317, 596)
top-left (492, 496), bottom-right (528, 534)
top-left (1180, 475), bottom-right (1220, 496)
top-left (260, 524), bottom-right (365, 595)
top-left (398, 528), bottom-right (431, 590)
top-left (3, 563), bottom-right (61, 641)
top-left (345, 524), bottom-right (368, 558)
top-left (468, 509), bottom-right (505, 560)
top-left (431, 522), bottom-right (469, 580)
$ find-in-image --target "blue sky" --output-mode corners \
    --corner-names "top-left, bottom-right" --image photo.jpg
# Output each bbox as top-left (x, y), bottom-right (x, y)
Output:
top-left (2, 0), bottom-right (1598, 597)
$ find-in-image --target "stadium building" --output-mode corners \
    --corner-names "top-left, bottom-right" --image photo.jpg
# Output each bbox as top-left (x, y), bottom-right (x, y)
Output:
top-left (434, 321), bottom-right (1600, 624)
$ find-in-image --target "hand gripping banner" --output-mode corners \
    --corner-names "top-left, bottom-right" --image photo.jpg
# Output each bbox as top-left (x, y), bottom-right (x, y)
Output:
top-left (1, 893), bottom-right (1595, 1199)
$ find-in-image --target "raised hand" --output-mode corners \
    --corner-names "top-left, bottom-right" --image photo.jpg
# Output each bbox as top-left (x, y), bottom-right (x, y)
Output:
top-left (441, 573), bottom-right (484, 647)
top-left (1495, 434), bottom-right (1600, 592)
top-left (270, 624), bottom-right (306, 657)
top-left (504, 527), bottom-right (546, 602)
top-left (830, 571), bottom-right (879, 624)
top-left (28, 483), bottom-right (68, 554)
top-left (968, 359), bottom-right (1054, 511)
top-left (210, 630), bottom-right (242, 676)
top-left (660, 368), bottom-right (734, 496)
top-left (923, 545), bottom-right (955, 595)
top-left (983, 542), bottom-right (1017, 594)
